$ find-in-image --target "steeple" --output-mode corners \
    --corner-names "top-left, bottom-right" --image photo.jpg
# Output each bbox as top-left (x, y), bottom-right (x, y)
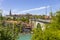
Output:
top-left (9, 10), bottom-right (12, 16)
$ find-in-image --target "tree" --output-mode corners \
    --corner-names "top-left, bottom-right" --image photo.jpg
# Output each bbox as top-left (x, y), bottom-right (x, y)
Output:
top-left (31, 23), bottom-right (43, 40)
top-left (0, 23), bottom-right (19, 40)
top-left (20, 17), bottom-right (29, 23)
top-left (44, 11), bottom-right (60, 40)
top-left (37, 23), bottom-right (42, 30)
top-left (31, 10), bottom-right (60, 40)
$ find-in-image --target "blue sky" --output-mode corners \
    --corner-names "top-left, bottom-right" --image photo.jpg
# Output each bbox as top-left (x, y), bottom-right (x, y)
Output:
top-left (0, 0), bottom-right (60, 16)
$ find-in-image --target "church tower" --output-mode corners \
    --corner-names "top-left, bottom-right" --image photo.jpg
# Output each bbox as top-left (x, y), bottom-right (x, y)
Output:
top-left (9, 10), bottom-right (12, 16)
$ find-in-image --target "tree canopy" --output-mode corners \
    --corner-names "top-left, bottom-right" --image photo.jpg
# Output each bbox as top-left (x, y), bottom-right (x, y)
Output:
top-left (31, 10), bottom-right (60, 40)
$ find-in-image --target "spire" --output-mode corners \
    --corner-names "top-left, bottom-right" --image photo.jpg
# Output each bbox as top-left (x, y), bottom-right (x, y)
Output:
top-left (9, 10), bottom-right (12, 16)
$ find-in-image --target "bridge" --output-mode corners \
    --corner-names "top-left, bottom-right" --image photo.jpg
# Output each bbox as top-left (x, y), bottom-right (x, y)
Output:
top-left (29, 19), bottom-right (50, 30)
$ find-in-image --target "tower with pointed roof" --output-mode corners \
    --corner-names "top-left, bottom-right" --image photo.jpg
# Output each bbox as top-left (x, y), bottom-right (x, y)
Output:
top-left (9, 10), bottom-right (12, 16)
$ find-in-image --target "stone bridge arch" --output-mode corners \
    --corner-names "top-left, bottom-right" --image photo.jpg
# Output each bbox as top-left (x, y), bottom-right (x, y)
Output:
top-left (34, 21), bottom-right (45, 30)
top-left (30, 20), bottom-right (45, 30)
top-left (29, 19), bottom-right (50, 30)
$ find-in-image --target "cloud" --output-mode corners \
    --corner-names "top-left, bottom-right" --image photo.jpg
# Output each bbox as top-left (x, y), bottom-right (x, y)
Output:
top-left (20, 6), bottom-right (50, 13)
top-left (2, 6), bottom-right (50, 16)
top-left (2, 10), bottom-right (9, 16)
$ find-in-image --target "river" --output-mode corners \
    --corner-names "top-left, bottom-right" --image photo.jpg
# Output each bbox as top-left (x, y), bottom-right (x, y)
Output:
top-left (17, 33), bottom-right (32, 40)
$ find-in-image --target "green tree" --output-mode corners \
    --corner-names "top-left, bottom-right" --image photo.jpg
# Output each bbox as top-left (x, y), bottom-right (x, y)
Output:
top-left (44, 11), bottom-right (60, 40)
top-left (32, 10), bottom-right (60, 40)
top-left (32, 23), bottom-right (43, 40)
top-left (20, 17), bottom-right (29, 23)
top-left (0, 23), bottom-right (19, 40)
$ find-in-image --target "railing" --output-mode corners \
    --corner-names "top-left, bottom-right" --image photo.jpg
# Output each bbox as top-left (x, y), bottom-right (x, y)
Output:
top-left (29, 19), bottom-right (50, 23)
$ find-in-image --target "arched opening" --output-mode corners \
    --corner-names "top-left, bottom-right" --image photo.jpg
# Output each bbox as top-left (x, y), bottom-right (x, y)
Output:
top-left (37, 23), bottom-right (41, 30)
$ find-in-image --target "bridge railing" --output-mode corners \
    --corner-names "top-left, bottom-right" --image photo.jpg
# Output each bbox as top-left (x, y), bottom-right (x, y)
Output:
top-left (29, 19), bottom-right (50, 23)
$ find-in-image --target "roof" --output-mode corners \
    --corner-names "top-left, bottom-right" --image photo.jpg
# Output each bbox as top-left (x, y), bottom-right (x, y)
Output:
top-left (5, 20), bottom-right (21, 23)
top-left (22, 22), bottom-right (32, 28)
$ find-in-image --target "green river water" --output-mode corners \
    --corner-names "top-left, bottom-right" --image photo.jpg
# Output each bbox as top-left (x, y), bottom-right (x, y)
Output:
top-left (17, 34), bottom-right (32, 40)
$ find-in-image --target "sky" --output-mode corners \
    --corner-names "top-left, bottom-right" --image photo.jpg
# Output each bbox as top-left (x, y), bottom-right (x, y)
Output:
top-left (0, 0), bottom-right (60, 16)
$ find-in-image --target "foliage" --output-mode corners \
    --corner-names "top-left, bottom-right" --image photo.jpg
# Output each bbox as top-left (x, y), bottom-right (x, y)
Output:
top-left (31, 10), bottom-right (60, 40)
top-left (20, 17), bottom-right (29, 23)
top-left (0, 22), bottom-right (20, 40)
top-left (32, 23), bottom-right (43, 40)
top-left (37, 23), bottom-right (41, 29)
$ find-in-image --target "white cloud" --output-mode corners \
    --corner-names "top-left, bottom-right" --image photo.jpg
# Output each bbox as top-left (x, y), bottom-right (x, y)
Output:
top-left (19, 6), bottom-right (50, 13)
top-left (2, 6), bottom-right (50, 16)
top-left (2, 10), bottom-right (9, 16)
